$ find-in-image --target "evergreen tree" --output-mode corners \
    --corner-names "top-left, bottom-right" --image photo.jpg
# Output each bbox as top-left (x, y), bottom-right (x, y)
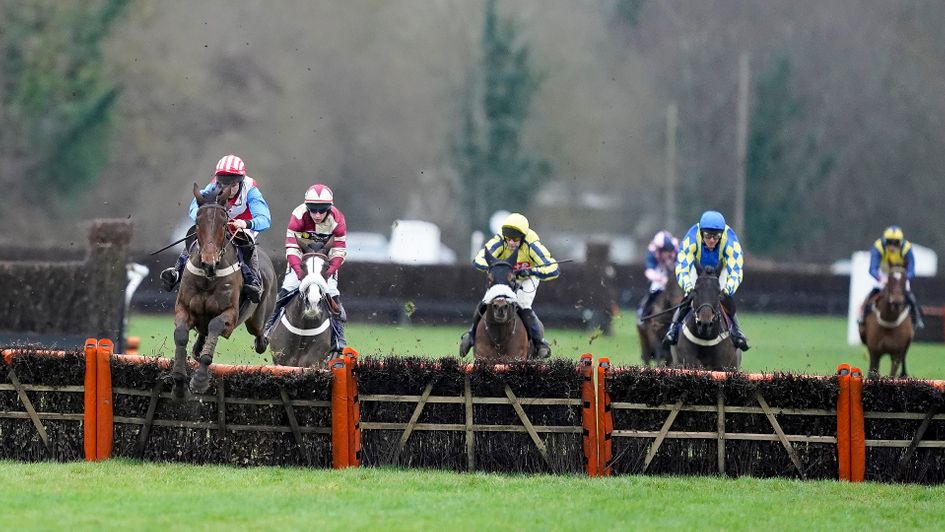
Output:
top-left (745, 57), bottom-right (834, 255)
top-left (0, 0), bottom-right (130, 198)
top-left (452, 0), bottom-right (552, 233)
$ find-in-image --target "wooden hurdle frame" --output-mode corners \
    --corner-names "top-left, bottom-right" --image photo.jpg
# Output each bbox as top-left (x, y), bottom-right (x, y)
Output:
top-left (3, 342), bottom-right (944, 481)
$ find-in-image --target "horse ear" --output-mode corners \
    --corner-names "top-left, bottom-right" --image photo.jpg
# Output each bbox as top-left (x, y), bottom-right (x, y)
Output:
top-left (216, 185), bottom-right (230, 205)
top-left (484, 248), bottom-right (496, 266)
top-left (694, 260), bottom-right (703, 275)
top-left (193, 183), bottom-right (205, 205)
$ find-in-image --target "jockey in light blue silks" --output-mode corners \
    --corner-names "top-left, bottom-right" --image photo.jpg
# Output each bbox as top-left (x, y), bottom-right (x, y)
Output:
top-left (663, 210), bottom-right (750, 351)
top-left (159, 154), bottom-right (272, 303)
top-left (858, 225), bottom-right (924, 329)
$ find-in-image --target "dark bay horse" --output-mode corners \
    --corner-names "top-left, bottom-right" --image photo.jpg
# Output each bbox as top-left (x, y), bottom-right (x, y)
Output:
top-left (862, 267), bottom-right (913, 377)
top-left (473, 250), bottom-right (530, 364)
top-left (269, 252), bottom-right (334, 368)
top-left (671, 264), bottom-right (741, 371)
top-left (171, 183), bottom-right (276, 397)
top-left (637, 274), bottom-right (683, 367)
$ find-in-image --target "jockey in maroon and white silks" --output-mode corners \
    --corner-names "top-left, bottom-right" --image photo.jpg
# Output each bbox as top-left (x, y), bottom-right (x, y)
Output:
top-left (283, 203), bottom-right (347, 287)
top-left (264, 184), bottom-right (349, 354)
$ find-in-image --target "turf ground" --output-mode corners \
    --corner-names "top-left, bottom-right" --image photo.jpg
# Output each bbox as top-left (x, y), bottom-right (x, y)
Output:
top-left (1, 460), bottom-right (943, 530)
top-left (127, 311), bottom-right (945, 378)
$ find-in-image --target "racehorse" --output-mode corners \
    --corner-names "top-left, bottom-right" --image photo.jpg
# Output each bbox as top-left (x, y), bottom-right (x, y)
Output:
top-left (637, 273), bottom-right (684, 367)
top-left (862, 266), bottom-right (913, 377)
top-left (671, 263), bottom-right (741, 371)
top-left (473, 250), bottom-right (530, 364)
top-left (268, 251), bottom-right (334, 368)
top-left (170, 183), bottom-right (276, 398)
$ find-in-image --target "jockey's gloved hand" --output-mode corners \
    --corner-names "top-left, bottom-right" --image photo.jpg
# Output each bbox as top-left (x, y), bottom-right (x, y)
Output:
top-left (515, 268), bottom-right (532, 278)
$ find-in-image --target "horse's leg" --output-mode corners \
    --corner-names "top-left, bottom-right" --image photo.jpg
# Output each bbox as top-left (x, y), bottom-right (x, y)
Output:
top-left (190, 314), bottom-right (228, 394)
top-left (171, 308), bottom-right (191, 399)
top-left (868, 350), bottom-right (881, 378)
top-left (889, 355), bottom-right (901, 378)
top-left (191, 334), bottom-right (206, 361)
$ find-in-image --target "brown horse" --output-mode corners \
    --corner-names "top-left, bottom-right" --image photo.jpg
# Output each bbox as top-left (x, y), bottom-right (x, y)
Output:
top-left (671, 264), bottom-right (741, 371)
top-left (473, 252), bottom-right (530, 364)
top-left (268, 252), bottom-right (334, 368)
top-left (170, 183), bottom-right (276, 397)
top-left (637, 274), bottom-right (684, 367)
top-left (862, 267), bottom-right (913, 377)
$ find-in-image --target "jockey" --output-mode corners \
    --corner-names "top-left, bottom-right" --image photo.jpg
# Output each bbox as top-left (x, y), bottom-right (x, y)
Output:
top-left (160, 154), bottom-right (272, 303)
top-left (663, 210), bottom-right (749, 351)
top-left (459, 212), bottom-right (560, 359)
top-left (263, 184), bottom-right (349, 354)
top-left (859, 225), bottom-right (924, 329)
top-left (636, 230), bottom-right (679, 324)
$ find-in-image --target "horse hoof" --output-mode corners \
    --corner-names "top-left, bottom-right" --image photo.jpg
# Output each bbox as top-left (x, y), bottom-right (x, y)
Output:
top-left (255, 336), bottom-right (269, 354)
top-left (189, 373), bottom-right (210, 395)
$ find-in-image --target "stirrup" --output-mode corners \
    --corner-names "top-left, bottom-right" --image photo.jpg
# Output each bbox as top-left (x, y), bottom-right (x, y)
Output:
top-left (160, 268), bottom-right (179, 292)
top-left (242, 283), bottom-right (262, 303)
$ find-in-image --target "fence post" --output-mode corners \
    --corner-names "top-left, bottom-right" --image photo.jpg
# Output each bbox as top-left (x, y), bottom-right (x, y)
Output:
top-left (83, 338), bottom-right (99, 461)
top-left (96, 339), bottom-right (114, 460)
top-left (596, 357), bottom-right (613, 476)
top-left (343, 347), bottom-right (361, 467)
top-left (849, 367), bottom-right (866, 482)
top-left (579, 354), bottom-right (599, 476)
top-left (331, 357), bottom-right (350, 468)
top-left (836, 364), bottom-right (851, 481)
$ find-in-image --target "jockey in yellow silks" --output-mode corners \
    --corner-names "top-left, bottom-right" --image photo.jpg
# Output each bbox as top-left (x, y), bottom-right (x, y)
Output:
top-left (858, 225), bottom-right (924, 329)
top-left (458, 212), bottom-right (560, 358)
top-left (663, 210), bottom-right (750, 351)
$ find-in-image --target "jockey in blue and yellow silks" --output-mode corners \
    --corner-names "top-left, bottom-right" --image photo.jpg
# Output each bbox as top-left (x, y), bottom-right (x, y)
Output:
top-left (663, 210), bottom-right (750, 350)
top-left (458, 212), bottom-right (560, 358)
top-left (859, 225), bottom-right (924, 329)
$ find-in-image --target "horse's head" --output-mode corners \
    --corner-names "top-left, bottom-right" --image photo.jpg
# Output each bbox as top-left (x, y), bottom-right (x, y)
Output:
top-left (691, 264), bottom-right (721, 336)
top-left (193, 183), bottom-right (233, 277)
top-left (885, 268), bottom-right (907, 313)
top-left (298, 252), bottom-right (329, 319)
top-left (484, 248), bottom-right (517, 289)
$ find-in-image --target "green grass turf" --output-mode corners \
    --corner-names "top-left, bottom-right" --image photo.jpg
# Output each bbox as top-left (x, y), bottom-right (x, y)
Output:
top-left (125, 311), bottom-right (945, 378)
top-left (0, 460), bottom-right (942, 530)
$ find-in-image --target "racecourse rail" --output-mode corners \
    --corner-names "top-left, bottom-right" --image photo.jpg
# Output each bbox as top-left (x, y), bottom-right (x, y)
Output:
top-left (1, 341), bottom-right (944, 483)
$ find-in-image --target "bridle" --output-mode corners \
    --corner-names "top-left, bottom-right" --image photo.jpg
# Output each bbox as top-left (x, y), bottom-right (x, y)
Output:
top-left (195, 203), bottom-right (238, 264)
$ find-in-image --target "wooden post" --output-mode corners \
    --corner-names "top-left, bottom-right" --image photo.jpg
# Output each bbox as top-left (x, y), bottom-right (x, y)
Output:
top-left (95, 339), bottom-right (114, 460)
top-left (580, 354), bottom-right (599, 476)
top-left (596, 358), bottom-right (613, 476)
top-left (344, 348), bottom-right (361, 467)
top-left (836, 364), bottom-right (851, 481)
top-left (849, 367), bottom-right (865, 482)
top-left (330, 357), bottom-right (350, 468)
top-left (83, 338), bottom-right (98, 461)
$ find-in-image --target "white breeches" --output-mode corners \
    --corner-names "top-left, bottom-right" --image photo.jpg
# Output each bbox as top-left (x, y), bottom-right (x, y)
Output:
top-left (516, 277), bottom-right (540, 309)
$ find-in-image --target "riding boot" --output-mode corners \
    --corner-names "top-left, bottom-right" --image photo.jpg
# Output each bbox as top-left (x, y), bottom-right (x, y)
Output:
top-left (458, 303), bottom-right (486, 358)
top-left (729, 313), bottom-right (750, 351)
top-left (662, 305), bottom-right (687, 347)
top-left (329, 295), bottom-right (348, 353)
top-left (239, 243), bottom-right (262, 303)
top-left (637, 289), bottom-right (662, 325)
top-left (518, 307), bottom-right (551, 359)
top-left (858, 287), bottom-right (881, 325)
top-left (160, 249), bottom-right (190, 292)
top-left (906, 290), bottom-right (925, 329)
top-left (263, 288), bottom-right (296, 339)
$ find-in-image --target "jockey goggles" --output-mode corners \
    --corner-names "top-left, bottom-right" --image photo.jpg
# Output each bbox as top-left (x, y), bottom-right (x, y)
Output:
top-left (216, 174), bottom-right (244, 186)
top-left (886, 239), bottom-right (902, 247)
top-left (306, 203), bottom-right (331, 214)
top-left (701, 229), bottom-right (723, 241)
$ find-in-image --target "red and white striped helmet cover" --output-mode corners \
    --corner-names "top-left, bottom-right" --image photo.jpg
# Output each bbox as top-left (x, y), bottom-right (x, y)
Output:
top-left (304, 184), bottom-right (334, 204)
top-left (214, 154), bottom-right (246, 176)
